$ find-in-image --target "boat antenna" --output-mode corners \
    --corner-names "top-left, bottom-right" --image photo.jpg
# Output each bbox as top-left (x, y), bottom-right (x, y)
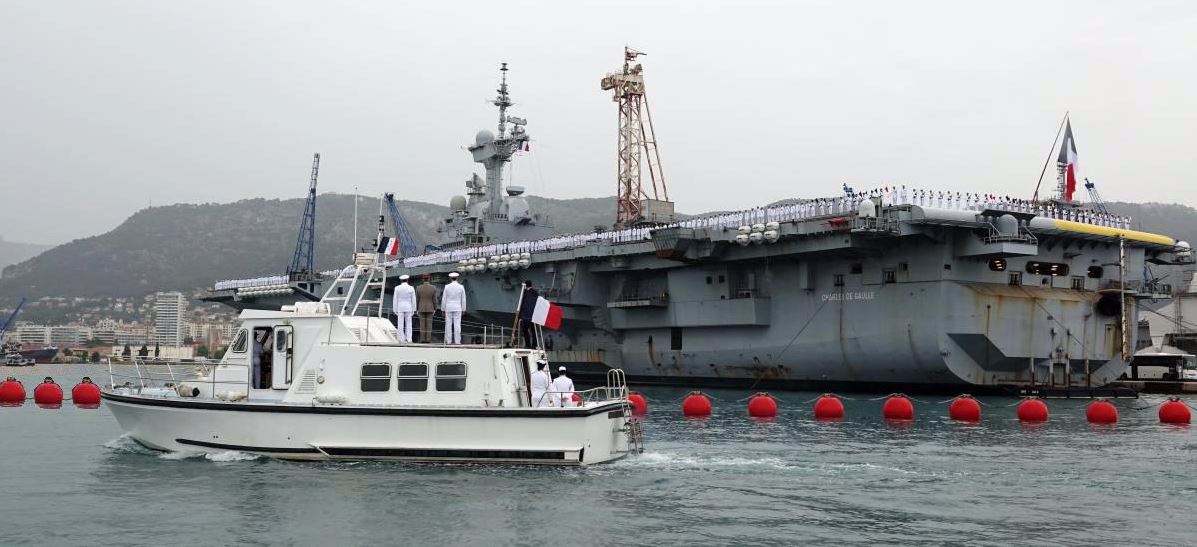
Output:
top-left (1032, 111), bottom-right (1069, 203)
top-left (376, 194), bottom-right (386, 251)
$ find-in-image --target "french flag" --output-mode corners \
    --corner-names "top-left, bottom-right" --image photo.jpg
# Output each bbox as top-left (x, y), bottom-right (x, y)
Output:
top-left (376, 237), bottom-right (400, 255)
top-left (530, 296), bottom-right (562, 330)
top-left (1058, 121), bottom-right (1079, 201)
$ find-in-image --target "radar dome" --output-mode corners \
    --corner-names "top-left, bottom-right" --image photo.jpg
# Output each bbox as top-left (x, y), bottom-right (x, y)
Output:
top-left (995, 214), bottom-right (1019, 236)
top-left (475, 130), bottom-right (495, 146)
top-left (1178, 241), bottom-right (1191, 249)
top-left (449, 195), bottom-right (467, 211)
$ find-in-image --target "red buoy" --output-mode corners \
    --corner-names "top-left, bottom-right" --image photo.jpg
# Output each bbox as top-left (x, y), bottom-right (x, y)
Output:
top-left (72, 377), bottom-right (102, 407)
top-left (882, 394), bottom-right (915, 420)
top-left (681, 391), bottom-right (712, 417)
top-left (33, 377), bottom-right (63, 408)
top-left (948, 394), bottom-right (982, 422)
top-left (627, 392), bottom-right (648, 415)
top-left (813, 394), bottom-right (844, 420)
top-left (1086, 400), bottom-right (1118, 424)
top-left (747, 392), bottom-right (778, 418)
top-left (1159, 398), bottom-right (1192, 424)
top-left (1016, 398), bottom-right (1049, 423)
top-left (0, 377), bottom-right (25, 406)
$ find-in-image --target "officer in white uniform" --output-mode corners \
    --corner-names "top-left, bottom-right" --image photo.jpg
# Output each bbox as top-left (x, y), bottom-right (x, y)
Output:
top-left (529, 360), bottom-right (551, 407)
top-left (391, 274), bottom-right (416, 343)
top-left (551, 366), bottom-right (575, 408)
top-left (440, 272), bottom-right (466, 344)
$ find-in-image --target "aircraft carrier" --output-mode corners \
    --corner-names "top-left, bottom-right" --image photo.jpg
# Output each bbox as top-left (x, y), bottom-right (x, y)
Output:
top-left (209, 54), bottom-right (1195, 393)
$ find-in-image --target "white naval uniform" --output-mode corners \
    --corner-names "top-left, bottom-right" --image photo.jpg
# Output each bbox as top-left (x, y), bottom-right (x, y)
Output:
top-left (441, 280), bottom-right (466, 344)
top-left (530, 368), bottom-right (551, 407)
top-left (551, 373), bottom-right (575, 407)
top-left (392, 281), bottom-right (416, 342)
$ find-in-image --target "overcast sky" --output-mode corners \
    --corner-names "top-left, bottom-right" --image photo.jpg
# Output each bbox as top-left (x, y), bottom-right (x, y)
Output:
top-left (1, 0), bottom-right (1194, 245)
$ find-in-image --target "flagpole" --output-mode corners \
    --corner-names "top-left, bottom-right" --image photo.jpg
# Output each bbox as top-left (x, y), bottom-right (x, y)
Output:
top-left (510, 284), bottom-right (526, 347)
top-left (1032, 111), bottom-right (1069, 203)
top-left (352, 185), bottom-right (359, 255)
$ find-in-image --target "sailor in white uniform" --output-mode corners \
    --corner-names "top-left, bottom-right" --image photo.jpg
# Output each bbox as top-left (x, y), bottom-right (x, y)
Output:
top-left (551, 366), bottom-right (575, 408)
top-left (441, 272), bottom-right (466, 344)
top-left (392, 274), bottom-right (416, 343)
top-left (530, 360), bottom-right (551, 407)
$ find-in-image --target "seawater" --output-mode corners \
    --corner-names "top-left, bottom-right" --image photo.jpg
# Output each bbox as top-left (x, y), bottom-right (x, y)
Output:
top-left (2, 364), bottom-right (1196, 546)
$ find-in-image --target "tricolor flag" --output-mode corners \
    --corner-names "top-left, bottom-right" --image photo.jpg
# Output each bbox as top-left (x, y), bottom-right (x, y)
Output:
top-left (376, 237), bottom-right (400, 255)
top-left (529, 296), bottom-right (562, 329)
top-left (520, 289), bottom-right (563, 330)
top-left (1058, 120), bottom-right (1079, 201)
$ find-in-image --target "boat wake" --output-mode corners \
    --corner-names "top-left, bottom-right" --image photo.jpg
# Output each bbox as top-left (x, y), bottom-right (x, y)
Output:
top-left (104, 435), bottom-right (262, 462)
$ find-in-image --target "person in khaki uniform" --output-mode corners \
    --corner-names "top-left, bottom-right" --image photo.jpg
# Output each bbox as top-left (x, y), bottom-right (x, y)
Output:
top-left (415, 273), bottom-right (438, 343)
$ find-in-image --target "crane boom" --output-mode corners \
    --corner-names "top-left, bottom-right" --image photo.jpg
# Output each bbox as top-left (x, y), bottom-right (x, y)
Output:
top-left (288, 153), bottom-right (320, 278)
top-left (1085, 178), bottom-right (1109, 214)
top-left (383, 193), bottom-right (418, 258)
top-left (0, 297), bottom-right (27, 339)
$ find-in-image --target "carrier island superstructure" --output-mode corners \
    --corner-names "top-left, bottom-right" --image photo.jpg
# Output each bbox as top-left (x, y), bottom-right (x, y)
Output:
top-left (209, 58), bottom-right (1194, 392)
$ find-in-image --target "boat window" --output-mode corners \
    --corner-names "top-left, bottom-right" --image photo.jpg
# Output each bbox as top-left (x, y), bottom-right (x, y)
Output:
top-left (360, 363), bottom-right (391, 392)
top-left (1071, 276), bottom-right (1085, 290)
top-left (988, 258), bottom-right (1007, 272)
top-left (230, 330), bottom-right (248, 353)
top-left (1088, 265), bottom-right (1104, 278)
top-left (1008, 272), bottom-right (1022, 286)
top-left (882, 269), bottom-right (896, 284)
top-left (435, 362), bottom-right (467, 391)
top-left (833, 274), bottom-right (845, 287)
top-left (671, 327), bottom-right (683, 350)
top-left (850, 263), bottom-right (863, 274)
top-left (397, 362), bottom-right (429, 392)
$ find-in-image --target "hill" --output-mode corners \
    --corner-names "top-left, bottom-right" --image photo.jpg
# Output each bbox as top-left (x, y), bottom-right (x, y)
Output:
top-left (0, 194), bottom-right (618, 298)
top-left (0, 236), bottom-right (52, 273)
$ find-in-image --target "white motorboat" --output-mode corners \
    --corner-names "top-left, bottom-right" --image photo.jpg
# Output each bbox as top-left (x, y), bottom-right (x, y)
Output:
top-left (101, 255), bottom-right (643, 465)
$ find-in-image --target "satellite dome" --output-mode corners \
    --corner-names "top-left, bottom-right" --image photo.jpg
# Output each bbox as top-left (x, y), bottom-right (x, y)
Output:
top-left (1178, 240), bottom-right (1191, 249)
top-left (475, 130), bottom-right (495, 146)
top-left (450, 195), bottom-right (467, 211)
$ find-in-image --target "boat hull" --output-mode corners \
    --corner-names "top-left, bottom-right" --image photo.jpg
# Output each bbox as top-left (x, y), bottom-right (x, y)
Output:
top-left (102, 392), bottom-right (631, 465)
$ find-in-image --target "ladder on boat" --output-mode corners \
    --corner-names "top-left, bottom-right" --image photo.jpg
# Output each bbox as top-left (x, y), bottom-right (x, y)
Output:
top-left (321, 253), bottom-right (388, 317)
top-left (608, 369), bottom-right (644, 454)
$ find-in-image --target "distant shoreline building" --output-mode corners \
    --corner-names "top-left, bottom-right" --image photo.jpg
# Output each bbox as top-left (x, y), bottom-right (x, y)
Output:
top-left (153, 291), bottom-right (187, 347)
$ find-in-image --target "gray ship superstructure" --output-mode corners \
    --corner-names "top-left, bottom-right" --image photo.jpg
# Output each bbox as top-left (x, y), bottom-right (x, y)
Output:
top-left (209, 64), bottom-right (1195, 392)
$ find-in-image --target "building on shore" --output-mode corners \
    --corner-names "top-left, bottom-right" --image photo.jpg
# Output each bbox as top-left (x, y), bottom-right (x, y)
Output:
top-left (153, 291), bottom-right (188, 346)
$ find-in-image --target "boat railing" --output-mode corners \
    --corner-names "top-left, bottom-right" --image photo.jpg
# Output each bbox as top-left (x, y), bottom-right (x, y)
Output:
top-left (106, 356), bottom-right (248, 397)
top-left (531, 385), bottom-right (626, 408)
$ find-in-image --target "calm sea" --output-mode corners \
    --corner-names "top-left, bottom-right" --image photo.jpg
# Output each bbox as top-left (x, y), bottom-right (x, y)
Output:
top-left (1, 363), bottom-right (1195, 546)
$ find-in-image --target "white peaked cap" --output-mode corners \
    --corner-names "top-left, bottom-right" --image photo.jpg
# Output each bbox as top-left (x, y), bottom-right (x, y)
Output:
top-left (448, 272), bottom-right (460, 278)
top-left (399, 274), bottom-right (410, 281)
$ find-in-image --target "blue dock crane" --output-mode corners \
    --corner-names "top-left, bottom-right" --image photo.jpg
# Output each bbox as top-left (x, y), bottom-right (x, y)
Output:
top-left (0, 297), bottom-right (27, 340)
top-left (288, 153), bottom-right (320, 283)
top-left (383, 192), bottom-right (419, 258)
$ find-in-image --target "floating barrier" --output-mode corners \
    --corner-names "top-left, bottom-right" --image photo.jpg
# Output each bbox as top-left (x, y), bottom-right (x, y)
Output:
top-left (882, 394), bottom-right (914, 420)
top-left (747, 393), bottom-right (778, 418)
top-left (1159, 397), bottom-right (1191, 424)
top-left (71, 378), bottom-right (102, 408)
top-left (1016, 398), bottom-right (1049, 423)
top-left (681, 391), bottom-right (712, 417)
top-left (33, 378), bottom-right (63, 408)
top-left (0, 377), bottom-right (25, 406)
top-left (812, 394), bottom-right (844, 420)
top-left (948, 394), bottom-right (981, 422)
top-left (627, 392), bottom-right (648, 415)
top-left (1086, 400), bottom-right (1118, 424)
